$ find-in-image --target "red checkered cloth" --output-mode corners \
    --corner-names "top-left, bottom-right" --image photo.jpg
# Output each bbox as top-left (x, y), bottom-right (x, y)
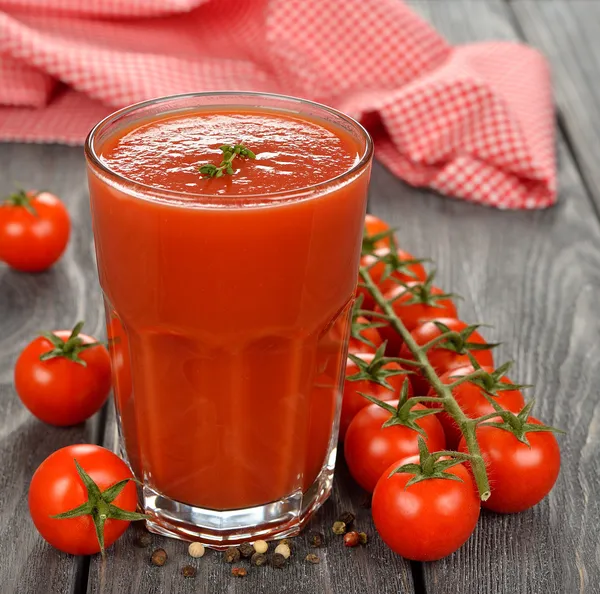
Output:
top-left (0, 0), bottom-right (556, 208)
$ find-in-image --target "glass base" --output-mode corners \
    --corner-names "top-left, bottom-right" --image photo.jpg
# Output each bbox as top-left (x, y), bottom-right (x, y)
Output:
top-left (143, 450), bottom-right (336, 549)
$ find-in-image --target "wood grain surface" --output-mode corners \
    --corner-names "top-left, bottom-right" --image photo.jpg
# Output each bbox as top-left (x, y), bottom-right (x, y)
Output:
top-left (1, 2), bottom-right (599, 593)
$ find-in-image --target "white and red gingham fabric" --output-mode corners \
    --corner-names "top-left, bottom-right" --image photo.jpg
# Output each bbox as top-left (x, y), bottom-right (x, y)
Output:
top-left (0, 0), bottom-right (556, 208)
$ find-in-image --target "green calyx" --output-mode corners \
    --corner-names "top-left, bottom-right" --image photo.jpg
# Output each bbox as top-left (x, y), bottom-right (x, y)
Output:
top-left (39, 321), bottom-right (103, 367)
top-left (52, 459), bottom-right (147, 555)
top-left (347, 343), bottom-right (412, 390)
top-left (365, 248), bottom-right (428, 285)
top-left (429, 321), bottom-right (500, 355)
top-left (3, 189), bottom-right (38, 216)
top-left (390, 437), bottom-right (472, 488)
top-left (361, 228), bottom-right (397, 257)
top-left (391, 271), bottom-right (457, 308)
top-left (359, 379), bottom-right (440, 435)
top-left (478, 400), bottom-right (565, 446)
top-left (350, 296), bottom-right (387, 348)
top-left (199, 144), bottom-right (256, 178)
top-left (453, 355), bottom-right (531, 396)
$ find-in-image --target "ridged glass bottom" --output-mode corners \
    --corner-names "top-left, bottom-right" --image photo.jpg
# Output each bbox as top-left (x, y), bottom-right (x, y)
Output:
top-left (143, 447), bottom-right (337, 549)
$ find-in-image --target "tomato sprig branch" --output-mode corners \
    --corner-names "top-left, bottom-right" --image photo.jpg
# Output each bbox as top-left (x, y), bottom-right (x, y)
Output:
top-left (360, 379), bottom-right (441, 436)
top-left (39, 321), bottom-right (103, 367)
top-left (390, 437), bottom-right (474, 487)
top-left (3, 188), bottom-right (38, 216)
top-left (362, 228), bottom-right (397, 256)
top-left (347, 343), bottom-right (418, 390)
top-left (391, 271), bottom-right (459, 307)
top-left (350, 295), bottom-right (388, 348)
top-left (358, 266), bottom-right (492, 500)
top-left (199, 144), bottom-right (256, 178)
top-left (429, 321), bottom-right (500, 354)
top-left (52, 459), bottom-right (147, 555)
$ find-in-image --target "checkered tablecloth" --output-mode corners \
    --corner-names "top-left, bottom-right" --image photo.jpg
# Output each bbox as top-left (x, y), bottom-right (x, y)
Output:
top-left (0, 0), bottom-right (556, 208)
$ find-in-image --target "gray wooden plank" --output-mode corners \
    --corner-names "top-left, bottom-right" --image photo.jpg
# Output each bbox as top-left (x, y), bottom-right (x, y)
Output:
top-left (511, 0), bottom-right (600, 209)
top-left (0, 144), bottom-right (105, 594)
top-left (370, 2), bottom-right (599, 593)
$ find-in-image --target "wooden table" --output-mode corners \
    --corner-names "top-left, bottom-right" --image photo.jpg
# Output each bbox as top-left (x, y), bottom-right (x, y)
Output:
top-left (1, 2), bottom-right (599, 593)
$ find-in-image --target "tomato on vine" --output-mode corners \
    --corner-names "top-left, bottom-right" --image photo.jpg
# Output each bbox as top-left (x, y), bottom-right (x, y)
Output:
top-left (357, 247), bottom-right (428, 310)
top-left (0, 190), bottom-right (70, 272)
top-left (428, 361), bottom-right (527, 447)
top-left (29, 444), bottom-right (146, 555)
top-left (363, 214), bottom-right (392, 251)
top-left (458, 408), bottom-right (561, 513)
top-left (14, 321), bottom-right (111, 426)
top-left (344, 382), bottom-right (445, 492)
top-left (340, 345), bottom-right (412, 440)
top-left (399, 318), bottom-right (497, 394)
top-left (372, 440), bottom-right (480, 561)
top-left (376, 275), bottom-right (458, 354)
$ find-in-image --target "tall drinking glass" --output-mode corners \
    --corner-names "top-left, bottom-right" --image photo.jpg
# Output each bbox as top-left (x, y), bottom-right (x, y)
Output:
top-left (85, 92), bottom-right (373, 547)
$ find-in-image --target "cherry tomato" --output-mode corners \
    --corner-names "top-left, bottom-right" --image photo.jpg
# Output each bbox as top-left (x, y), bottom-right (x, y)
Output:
top-left (0, 191), bottom-right (70, 272)
top-left (357, 248), bottom-right (427, 310)
top-left (372, 456), bottom-right (480, 561)
top-left (428, 365), bottom-right (526, 448)
top-left (345, 400), bottom-right (446, 492)
top-left (458, 417), bottom-right (560, 513)
top-left (340, 354), bottom-right (411, 440)
top-left (363, 214), bottom-right (392, 250)
top-left (29, 444), bottom-right (140, 555)
top-left (376, 282), bottom-right (458, 354)
top-left (399, 318), bottom-right (495, 395)
top-left (14, 323), bottom-right (111, 426)
top-left (347, 315), bottom-right (384, 355)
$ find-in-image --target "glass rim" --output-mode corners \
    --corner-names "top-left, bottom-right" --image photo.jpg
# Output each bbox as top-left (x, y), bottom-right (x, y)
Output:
top-left (84, 91), bottom-right (374, 204)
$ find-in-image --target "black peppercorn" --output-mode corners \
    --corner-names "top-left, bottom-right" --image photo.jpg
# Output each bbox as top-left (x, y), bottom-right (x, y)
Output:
top-left (151, 548), bottom-right (167, 566)
top-left (224, 547), bottom-right (241, 563)
top-left (251, 552), bottom-right (268, 567)
top-left (239, 542), bottom-right (254, 558)
top-left (337, 511), bottom-right (355, 526)
top-left (309, 532), bottom-right (325, 547)
top-left (182, 565), bottom-right (196, 578)
top-left (272, 552), bottom-right (286, 568)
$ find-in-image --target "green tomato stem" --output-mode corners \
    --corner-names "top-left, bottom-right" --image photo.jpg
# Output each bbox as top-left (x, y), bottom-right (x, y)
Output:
top-left (359, 266), bottom-right (491, 501)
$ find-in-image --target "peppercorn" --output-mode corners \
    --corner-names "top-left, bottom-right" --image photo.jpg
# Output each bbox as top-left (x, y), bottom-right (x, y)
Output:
top-left (224, 547), bottom-right (241, 563)
top-left (274, 543), bottom-right (291, 559)
top-left (358, 532), bottom-right (368, 545)
top-left (309, 532), bottom-right (325, 547)
top-left (344, 531), bottom-right (360, 547)
top-left (182, 565), bottom-right (196, 578)
top-left (134, 532), bottom-right (152, 548)
top-left (305, 553), bottom-right (320, 564)
top-left (151, 548), bottom-right (167, 566)
top-left (239, 542), bottom-right (254, 558)
top-left (188, 542), bottom-right (205, 558)
top-left (231, 567), bottom-right (247, 577)
top-left (272, 552), bottom-right (286, 568)
top-left (332, 521), bottom-right (346, 535)
top-left (280, 538), bottom-right (293, 549)
top-left (337, 511), bottom-right (355, 526)
top-left (253, 540), bottom-right (269, 554)
top-left (251, 552), bottom-right (268, 567)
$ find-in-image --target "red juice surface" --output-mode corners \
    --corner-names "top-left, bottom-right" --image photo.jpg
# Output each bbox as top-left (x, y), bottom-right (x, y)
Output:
top-left (89, 108), bottom-right (370, 510)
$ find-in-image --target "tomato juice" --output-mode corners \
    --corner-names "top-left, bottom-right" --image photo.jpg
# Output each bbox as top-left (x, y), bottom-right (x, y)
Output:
top-left (85, 93), bottom-right (373, 543)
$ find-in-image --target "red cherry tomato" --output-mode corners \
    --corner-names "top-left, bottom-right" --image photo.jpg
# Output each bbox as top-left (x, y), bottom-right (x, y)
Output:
top-left (372, 456), bottom-right (480, 561)
top-left (428, 365), bottom-right (526, 448)
top-left (345, 400), bottom-right (446, 492)
top-left (399, 318), bottom-right (495, 395)
top-left (14, 323), bottom-right (111, 426)
top-left (363, 214), bottom-right (392, 250)
top-left (340, 353), bottom-right (411, 440)
top-left (376, 282), bottom-right (458, 354)
top-left (347, 315), bottom-right (384, 355)
top-left (29, 444), bottom-right (140, 555)
top-left (357, 248), bottom-right (427, 310)
top-left (0, 191), bottom-right (70, 272)
top-left (458, 417), bottom-right (560, 513)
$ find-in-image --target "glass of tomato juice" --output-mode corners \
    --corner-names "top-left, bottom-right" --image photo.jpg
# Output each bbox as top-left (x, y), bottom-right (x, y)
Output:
top-left (85, 92), bottom-right (373, 547)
